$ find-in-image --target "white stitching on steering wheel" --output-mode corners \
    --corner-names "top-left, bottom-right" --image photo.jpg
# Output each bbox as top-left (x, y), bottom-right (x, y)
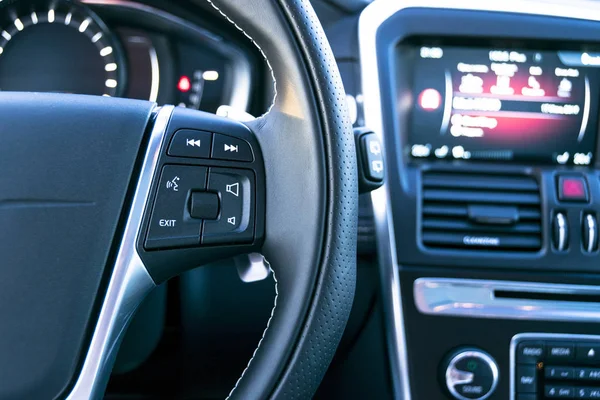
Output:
top-left (203, 1), bottom-right (279, 398)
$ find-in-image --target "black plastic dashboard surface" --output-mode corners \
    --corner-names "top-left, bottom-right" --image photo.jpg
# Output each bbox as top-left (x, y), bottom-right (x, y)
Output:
top-left (376, 8), bottom-right (600, 272)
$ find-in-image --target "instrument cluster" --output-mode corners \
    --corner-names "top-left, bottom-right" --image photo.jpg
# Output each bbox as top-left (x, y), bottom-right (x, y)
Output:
top-left (0, 0), bottom-right (259, 114)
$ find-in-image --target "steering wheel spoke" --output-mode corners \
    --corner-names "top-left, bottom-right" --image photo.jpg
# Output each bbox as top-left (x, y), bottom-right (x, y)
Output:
top-left (0, 0), bottom-right (356, 399)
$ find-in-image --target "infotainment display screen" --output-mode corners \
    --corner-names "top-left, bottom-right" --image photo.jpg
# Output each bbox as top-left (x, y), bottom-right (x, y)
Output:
top-left (407, 45), bottom-right (600, 165)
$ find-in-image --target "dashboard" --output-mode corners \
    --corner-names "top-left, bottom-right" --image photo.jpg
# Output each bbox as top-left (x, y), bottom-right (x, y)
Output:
top-left (0, 0), bottom-right (266, 114)
top-left (359, 1), bottom-right (600, 400)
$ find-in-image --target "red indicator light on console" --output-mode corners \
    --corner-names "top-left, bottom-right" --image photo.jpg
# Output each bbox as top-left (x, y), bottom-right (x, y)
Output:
top-left (564, 180), bottom-right (585, 197)
top-left (558, 176), bottom-right (588, 202)
top-left (418, 88), bottom-right (442, 111)
top-left (178, 76), bottom-right (191, 92)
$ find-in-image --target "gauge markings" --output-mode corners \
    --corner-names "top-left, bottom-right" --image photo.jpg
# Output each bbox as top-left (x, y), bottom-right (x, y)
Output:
top-left (0, 1), bottom-right (124, 97)
top-left (91, 32), bottom-right (102, 43)
top-left (78, 18), bottom-right (90, 32)
top-left (99, 46), bottom-right (112, 56)
top-left (14, 18), bottom-right (23, 31)
top-left (202, 70), bottom-right (219, 81)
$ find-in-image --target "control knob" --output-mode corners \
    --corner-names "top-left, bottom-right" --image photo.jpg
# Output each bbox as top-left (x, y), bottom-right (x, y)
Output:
top-left (442, 348), bottom-right (499, 400)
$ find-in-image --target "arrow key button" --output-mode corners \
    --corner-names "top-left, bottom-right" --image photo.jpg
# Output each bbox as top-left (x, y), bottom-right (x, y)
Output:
top-left (577, 344), bottom-right (600, 363)
top-left (212, 133), bottom-right (253, 162)
top-left (168, 129), bottom-right (212, 159)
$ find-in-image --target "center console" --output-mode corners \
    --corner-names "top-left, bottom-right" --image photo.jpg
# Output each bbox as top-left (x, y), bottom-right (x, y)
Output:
top-left (359, 1), bottom-right (600, 399)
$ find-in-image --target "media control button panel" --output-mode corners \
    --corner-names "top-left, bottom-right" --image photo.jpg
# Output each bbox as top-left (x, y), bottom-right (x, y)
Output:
top-left (512, 334), bottom-right (600, 400)
top-left (138, 107), bottom-right (266, 280)
top-left (167, 129), bottom-right (254, 162)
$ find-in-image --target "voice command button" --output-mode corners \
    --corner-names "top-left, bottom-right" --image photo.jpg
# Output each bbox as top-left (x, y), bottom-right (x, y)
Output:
top-left (145, 165), bottom-right (207, 249)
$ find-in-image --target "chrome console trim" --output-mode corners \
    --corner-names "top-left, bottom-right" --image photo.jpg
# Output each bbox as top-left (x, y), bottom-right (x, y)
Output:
top-left (369, 187), bottom-right (411, 400)
top-left (415, 278), bottom-right (600, 322)
top-left (66, 105), bottom-right (174, 400)
top-left (358, 1), bottom-right (600, 399)
top-left (510, 333), bottom-right (600, 400)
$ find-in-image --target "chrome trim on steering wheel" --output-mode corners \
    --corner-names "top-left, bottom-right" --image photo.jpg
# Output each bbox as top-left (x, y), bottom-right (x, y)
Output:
top-left (66, 105), bottom-right (173, 400)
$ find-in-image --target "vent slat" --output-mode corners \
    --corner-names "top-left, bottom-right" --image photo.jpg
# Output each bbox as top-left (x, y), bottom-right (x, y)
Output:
top-left (422, 219), bottom-right (541, 234)
top-left (423, 204), bottom-right (541, 220)
top-left (422, 232), bottom-right (541, 250)
top-left (423, 189), bottom-right (540, 205)
top-left (423, 204), bottom-right (467, 217)
top-left (423, 173), bottom-right (538, 191)
top-left (517, 208), bottom-right (542, 220)
top-left (421, 172), bottom-right (542, 252)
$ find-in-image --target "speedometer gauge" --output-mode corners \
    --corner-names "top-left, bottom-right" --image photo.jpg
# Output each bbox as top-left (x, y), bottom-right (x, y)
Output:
top-left (0, 0), bottom-right (124, 97)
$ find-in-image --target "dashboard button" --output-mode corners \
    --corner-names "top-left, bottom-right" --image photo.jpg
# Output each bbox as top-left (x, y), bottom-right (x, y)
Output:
top-left (558, 176), bottom-right (588, 202)
top-left (145, 165), bottom-right (207, 249)
top-left (552, 212), bottom-right (569, 252)
top-left (518, 342), bottom-right (545, 364)
top-left (546, 386), bottom-right (574, 398)
top-left (517, 365), bottom-right (538, 393)
top-left (582, 215), bottom-right (599, 253)
top-left (576, 387), bottom-right (600, 398)
top-left (189, 192), bottom-right (219, 220)
top-left (547, 343), bottom-right (575, 361)
top-left (202, 168), bottom-right (254, 244)
top-left (546, 367), bottom-right (574, 380)
top-left (575, 368), bottom-right (600, 381)
top-left (361, 133), bottom-right (384, 182)
top-left (211, 133), bottom-right (253, 162)
top-left (577, 344), bottom-right (600, 363)
top-left (443, 349), bottom-right (498, 400)
top-left (168, 129), bottom-right (212, 159)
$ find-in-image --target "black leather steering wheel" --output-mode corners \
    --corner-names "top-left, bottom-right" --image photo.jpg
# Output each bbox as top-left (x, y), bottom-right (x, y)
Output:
top-left (0, 0), bottom-right (357, 399)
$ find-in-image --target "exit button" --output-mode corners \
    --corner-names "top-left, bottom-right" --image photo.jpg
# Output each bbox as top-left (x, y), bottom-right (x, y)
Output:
top-left (558, 176), bottom-right (589, 202)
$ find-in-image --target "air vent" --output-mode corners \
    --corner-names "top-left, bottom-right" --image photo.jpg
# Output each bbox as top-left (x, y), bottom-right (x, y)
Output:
top-left (421, 171), bottom-right (542, 251)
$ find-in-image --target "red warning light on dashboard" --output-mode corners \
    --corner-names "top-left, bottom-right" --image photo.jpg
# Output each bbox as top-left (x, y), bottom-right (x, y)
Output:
top-left (558, 176), bottom-right (588, 202)
top-left (418, 88), bottom-right (442, 111)
top-left (178, 76), bottom-right (191, 92)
